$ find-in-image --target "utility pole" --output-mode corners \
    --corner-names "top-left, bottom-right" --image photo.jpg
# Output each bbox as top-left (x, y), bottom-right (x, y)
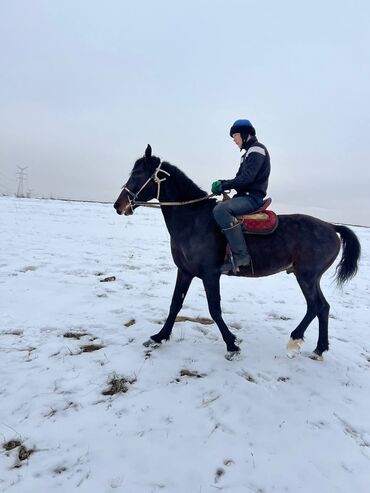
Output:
top-left (16, 166), bottom-right (28, 198)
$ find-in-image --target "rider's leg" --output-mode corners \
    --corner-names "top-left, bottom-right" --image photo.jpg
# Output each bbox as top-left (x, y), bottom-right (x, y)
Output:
top-left (213, 195), bottom-right (263, 273)
top-left (221, 222), bottom-right (251, 271)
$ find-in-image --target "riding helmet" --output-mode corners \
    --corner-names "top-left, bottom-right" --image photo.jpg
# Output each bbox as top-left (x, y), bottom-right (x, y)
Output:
top-left (229, 119), bottom-right (255, 137)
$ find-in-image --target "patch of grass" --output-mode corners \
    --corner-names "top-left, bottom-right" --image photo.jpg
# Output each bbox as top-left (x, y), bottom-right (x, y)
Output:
top-left (175, 316), bottom-right (214, 325)
top-left (102, 375), bottom-right (137, 396)
top-left (179, 369), bottom-right (206, 378)
top-left (63, 331), bottom-right (90, 340)
top-left (80, 344), bottom-right (105, 353)
top-left (124, 319), bottom-right (136, 327)
top-left (18, 445), bottom-right (34, 461)
top-left (3, 440), bottom-right (21, 451)
top-left (99, 276), bottom-right (116, 282)
top-left (268, 312), bottom-right (292, 321)
top-left (1, 330), bottom-right (23, 336)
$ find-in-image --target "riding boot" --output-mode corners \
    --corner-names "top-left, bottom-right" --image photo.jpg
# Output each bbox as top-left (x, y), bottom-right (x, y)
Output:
top-left (221, 223), bottom-right (251, 274)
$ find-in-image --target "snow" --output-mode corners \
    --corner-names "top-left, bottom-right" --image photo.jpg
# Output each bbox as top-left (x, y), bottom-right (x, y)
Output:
top-left (1, 196), bottom-right (370, 493)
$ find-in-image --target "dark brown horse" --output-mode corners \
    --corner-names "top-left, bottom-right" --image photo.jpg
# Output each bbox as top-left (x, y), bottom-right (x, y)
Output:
top-left (114, 146), bottom-right (361, 360)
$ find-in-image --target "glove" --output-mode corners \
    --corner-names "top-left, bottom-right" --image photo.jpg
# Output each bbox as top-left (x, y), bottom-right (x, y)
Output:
top-left (211, 180), bottom-right (223, 195)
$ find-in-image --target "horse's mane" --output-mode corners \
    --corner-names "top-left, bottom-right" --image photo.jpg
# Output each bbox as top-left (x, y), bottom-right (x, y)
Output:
top-left (161, 161), bottom-right (208, 200)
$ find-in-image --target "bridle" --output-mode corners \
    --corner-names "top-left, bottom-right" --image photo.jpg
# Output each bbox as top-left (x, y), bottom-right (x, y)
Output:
top-left (122, 162), bottom-right (213, 212)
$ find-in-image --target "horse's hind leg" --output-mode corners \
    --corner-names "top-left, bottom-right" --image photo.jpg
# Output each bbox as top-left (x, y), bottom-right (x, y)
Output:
top-left (146, 269), bottom-right (193, 346)
top-left (312, 283), bottom-right (330, 359)
top-left (288, 274), bottom-right (319, 357)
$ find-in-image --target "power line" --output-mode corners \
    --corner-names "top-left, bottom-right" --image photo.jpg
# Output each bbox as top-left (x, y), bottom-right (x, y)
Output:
top-left (16, 166), bottom-right (28, 198)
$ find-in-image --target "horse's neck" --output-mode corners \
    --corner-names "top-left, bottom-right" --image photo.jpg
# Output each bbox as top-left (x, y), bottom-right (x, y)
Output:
top-left (158, 177), bottom-right (210, 239)
top-left (159, 167), bottom-right (204, 203)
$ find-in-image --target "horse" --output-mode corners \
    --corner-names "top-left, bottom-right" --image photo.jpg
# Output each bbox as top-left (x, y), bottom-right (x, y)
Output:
top-left (114, 145), bottom-right (361, 360)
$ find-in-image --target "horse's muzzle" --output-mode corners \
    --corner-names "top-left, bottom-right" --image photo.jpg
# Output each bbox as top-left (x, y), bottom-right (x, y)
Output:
top-left (113, 202), bottom-right (122, 215)
top-left (113, 201), bottom-right (133, 216)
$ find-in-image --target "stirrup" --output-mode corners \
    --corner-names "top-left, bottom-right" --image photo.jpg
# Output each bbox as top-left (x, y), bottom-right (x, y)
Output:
top-left (234, 254), bottom-right (251, 270)
top-left (221, 253), bottom-right (250, 274)
top-left (220, 255), bottom-right (234, 274)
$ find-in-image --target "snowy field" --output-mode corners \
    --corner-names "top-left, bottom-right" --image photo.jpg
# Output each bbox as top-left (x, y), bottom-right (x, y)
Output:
top-left (1, 196), bottom-right (370, 493)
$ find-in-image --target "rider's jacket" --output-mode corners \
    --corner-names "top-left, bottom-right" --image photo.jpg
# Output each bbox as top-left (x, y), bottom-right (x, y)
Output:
top-left (221, 137), bottom-right (270, 199)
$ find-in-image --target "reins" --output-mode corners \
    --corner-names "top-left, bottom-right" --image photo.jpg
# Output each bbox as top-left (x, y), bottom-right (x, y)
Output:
top-left (132, 195), bottom-right (215, 208)
top-left (123, 161), bottom-right (216, 210)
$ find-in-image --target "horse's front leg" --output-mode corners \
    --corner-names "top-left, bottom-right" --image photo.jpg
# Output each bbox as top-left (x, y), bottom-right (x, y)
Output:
top-left (202, 274), bottom-right (240, 360)
top-left (144, 269), bottom-right (193, 347)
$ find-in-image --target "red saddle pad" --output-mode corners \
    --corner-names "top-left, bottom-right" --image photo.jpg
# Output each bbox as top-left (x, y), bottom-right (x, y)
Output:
top-left (237, 209), bottom-right (278, 234)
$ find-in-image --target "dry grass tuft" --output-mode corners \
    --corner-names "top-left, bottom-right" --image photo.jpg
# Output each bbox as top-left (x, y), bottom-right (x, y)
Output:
top-left (2, 330), bottom-right (23, 336)
top-left (99, 276), bottom-right (116, 282)
top-left (102, 375), bottom-right (137, 396)
top-left (18, 445), bottom-right (34, 461)
top-left (3, 440), bottom-right (21, 451)
top-left (175, 316), bottom-right (214, 325)
top-left (80, 344), bottom-right (105, 353)
top-left (269, 312), bottom-right (292, 321)
top-left (63, 332), bottom-right (90, 340)
top-left (179, 369), bottom-right (205, 378)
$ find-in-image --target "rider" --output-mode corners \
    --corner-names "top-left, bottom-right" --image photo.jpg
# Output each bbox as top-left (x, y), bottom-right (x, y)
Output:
top-left (211, 119), bottom-right (271, 273)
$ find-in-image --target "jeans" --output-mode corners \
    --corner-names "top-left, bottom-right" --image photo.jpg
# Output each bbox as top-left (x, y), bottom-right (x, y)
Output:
top-left (213, 195), bottom-right (264, 229)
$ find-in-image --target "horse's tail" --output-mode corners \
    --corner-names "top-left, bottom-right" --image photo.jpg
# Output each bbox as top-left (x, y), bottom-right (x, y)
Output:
top-left (334, 225), bottom-right (361, 286)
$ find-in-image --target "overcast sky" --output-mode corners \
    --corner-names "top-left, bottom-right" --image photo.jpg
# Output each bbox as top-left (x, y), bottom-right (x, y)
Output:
top-left (1, 0), bottom-right (369, 225)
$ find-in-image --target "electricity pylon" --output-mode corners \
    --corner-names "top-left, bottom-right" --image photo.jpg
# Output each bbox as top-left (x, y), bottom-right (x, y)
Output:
top-left (16, 166), bottom-right (28, 198)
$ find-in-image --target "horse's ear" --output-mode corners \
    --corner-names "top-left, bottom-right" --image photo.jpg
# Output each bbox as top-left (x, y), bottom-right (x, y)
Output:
top-left (145, 144), bottom-right (152, 162)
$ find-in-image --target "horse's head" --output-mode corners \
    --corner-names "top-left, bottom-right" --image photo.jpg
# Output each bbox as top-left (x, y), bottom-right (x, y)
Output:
top-left (114, 145), bottom-right (163, 215)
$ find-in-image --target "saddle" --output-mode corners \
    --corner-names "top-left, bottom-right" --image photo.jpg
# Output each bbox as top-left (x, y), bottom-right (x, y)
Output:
top-left (237, 197), bottom-right (278, 234)
top-left (222, 197), bottom-right (278, 273)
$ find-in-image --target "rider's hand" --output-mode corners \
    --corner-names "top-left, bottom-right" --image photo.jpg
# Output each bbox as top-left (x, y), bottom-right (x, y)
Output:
top-left (211, 180), bottom-right (223, 195)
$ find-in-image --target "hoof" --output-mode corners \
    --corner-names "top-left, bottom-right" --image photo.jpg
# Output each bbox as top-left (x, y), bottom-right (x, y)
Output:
top-left (225, 350), bottom-right (241, 361)
top-left (286, 338), bottom-right (304, 358)
top-left (309, 351), bottom-right (324, 361)
top-left (143, 338), bottom-right (161, 349)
